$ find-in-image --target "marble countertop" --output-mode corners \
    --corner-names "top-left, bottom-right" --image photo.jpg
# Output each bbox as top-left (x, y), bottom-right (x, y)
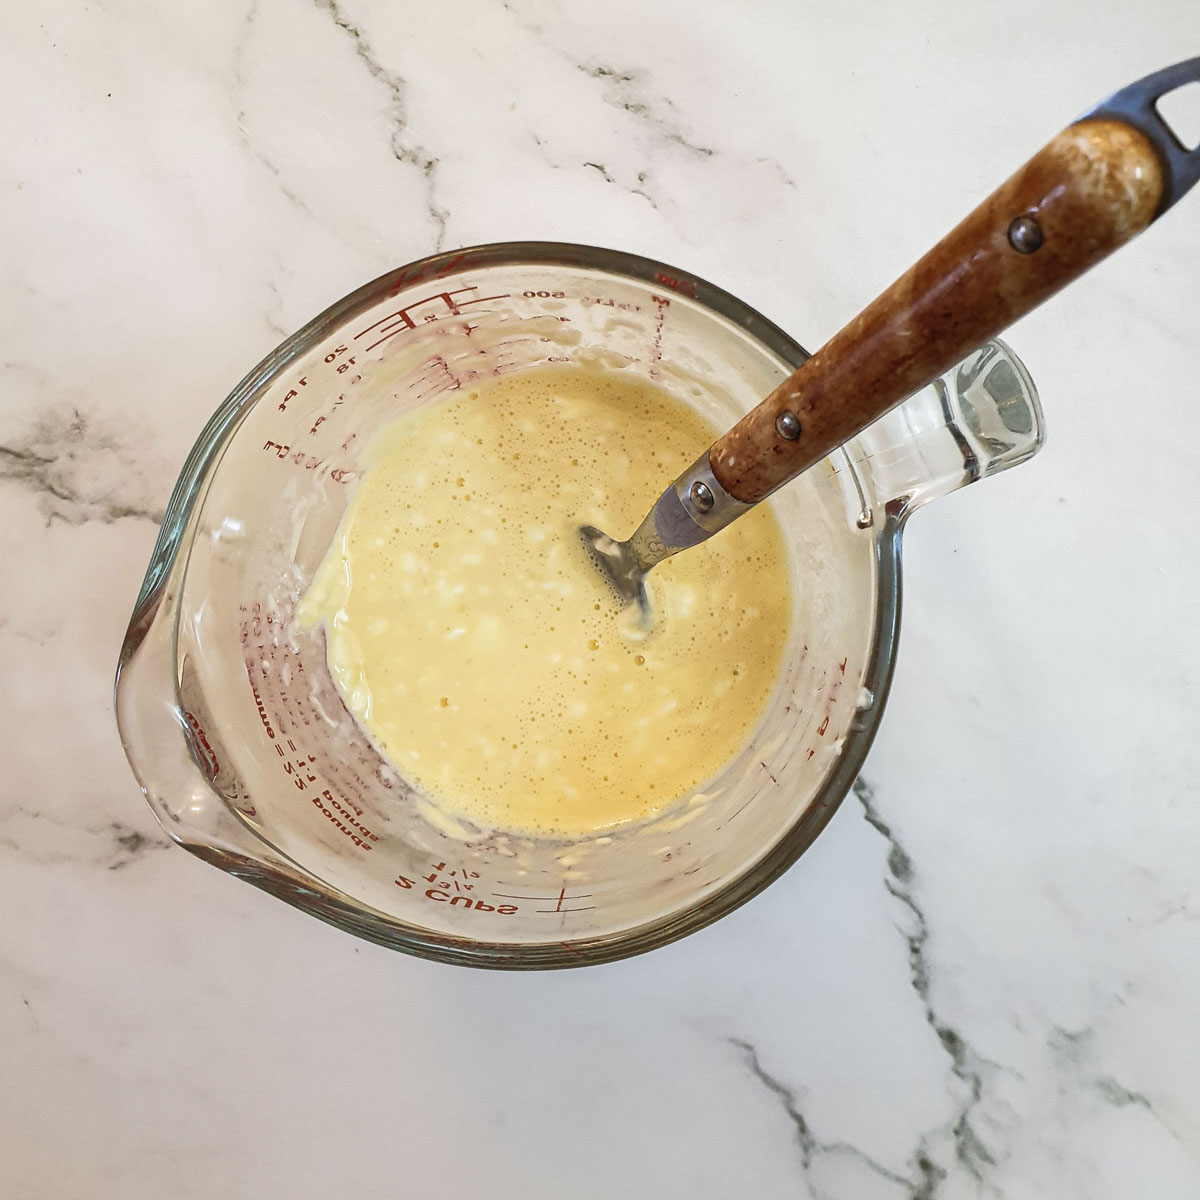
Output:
top-left (4, 3), bottom-right (1200, 1196)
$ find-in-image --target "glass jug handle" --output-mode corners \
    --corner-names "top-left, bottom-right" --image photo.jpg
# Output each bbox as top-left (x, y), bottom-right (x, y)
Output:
top-left (846, 338), bottom-right (1045, 521)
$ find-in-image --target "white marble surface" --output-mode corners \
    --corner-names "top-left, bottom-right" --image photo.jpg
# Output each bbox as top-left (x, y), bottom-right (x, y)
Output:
top-left (3, 2), bottom-right (1200, 1196)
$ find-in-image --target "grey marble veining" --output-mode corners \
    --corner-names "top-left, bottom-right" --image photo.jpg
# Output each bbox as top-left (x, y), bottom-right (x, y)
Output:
top-left (0, 407), bottom-right (165, 526)
top-left (3, 1), bottom-right (1200, 1197)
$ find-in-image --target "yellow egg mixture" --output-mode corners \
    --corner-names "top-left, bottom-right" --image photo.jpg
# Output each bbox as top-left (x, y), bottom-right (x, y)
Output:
top-left (297, 365), bottom-right (792, 837)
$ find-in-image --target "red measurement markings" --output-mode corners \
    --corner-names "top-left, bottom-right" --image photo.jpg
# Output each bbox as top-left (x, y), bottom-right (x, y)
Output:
top-left (581, 296), bottom-right (643, 312)
top-left (309, 784), bottom-right (379, 852)
top-left (278, 342), bottom-right (361, 425)
top-left (484, 335), bottom-right (540, 379)
top-left (800, 656), bottom-right (850, 759)
top-left (394, 862), bottom-right (517, 913)
top-left (259, 440), bottom-right (353, 482)
top-left (491, 885), bottom-right (594, 915)
top-left (273, 736), bottom-right (316, 789)
top-left (239, 603), bottom-right (264, 645)
top-left (277, 375), bottom-right (309, 413)
top-left (648, 294), bottom-right (670, 380)
top-left (183, 710), bottom-right (220, 777)
top-left (283, 681), bottom-right (314, 738)
top-left (315, 342), bottom-right (364, 382)
top-left (410, 353), bottom-right (463, 403)
top-left (239, 603), bottom-right (393, 840)
top-left (250, 659), bottom-right (379, 854)
top-left (820, 666), bottom-right (845, 735)
top-left (245, 669), bottom-right (276, 739)
top-left (653, 270), bottom-right (697, 299)
top-left (354, 288), bottom-right (511, 353)
top-left (724, 795), bottom-right (755, 825)
top-left (540, 895), bottom-right (596, 914)
top-left (384, 251), bottom-right (474, 299)
top-left (422, 861), bottom-right (479, 892)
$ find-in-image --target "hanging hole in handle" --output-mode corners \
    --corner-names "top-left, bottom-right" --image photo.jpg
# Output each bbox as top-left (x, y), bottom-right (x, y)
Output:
top-left (1080, 57), bottom-right (1200, 213)
top-left (1155, 80), bottom-right (1200, 151)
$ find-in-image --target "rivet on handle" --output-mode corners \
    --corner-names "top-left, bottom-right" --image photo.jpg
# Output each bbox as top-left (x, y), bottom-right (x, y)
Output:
top-left (775, 411), bottom-right (802, 440)
top-left (1007, 214), bottom-right (1044, 253)
top-left (688, 480), bottom-right (715, 511)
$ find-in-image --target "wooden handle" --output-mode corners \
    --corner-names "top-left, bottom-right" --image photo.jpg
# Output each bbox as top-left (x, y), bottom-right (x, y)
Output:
top-left (710, 118), bottom-right (1164, 504)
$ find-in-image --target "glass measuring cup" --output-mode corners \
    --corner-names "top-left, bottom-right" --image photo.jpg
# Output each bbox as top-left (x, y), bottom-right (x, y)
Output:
top-left (115, 242), bottom-right (1043, 968)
